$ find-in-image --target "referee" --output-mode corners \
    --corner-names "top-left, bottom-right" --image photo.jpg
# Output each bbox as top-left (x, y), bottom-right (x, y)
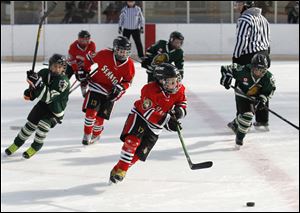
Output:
top-left (232, 1), bottom-right (271, 128)
top-left (118, 1), bottom-right (145, 59)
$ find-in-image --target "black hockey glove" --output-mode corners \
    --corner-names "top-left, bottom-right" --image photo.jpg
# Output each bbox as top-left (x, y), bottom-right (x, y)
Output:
top-left (164, 116), bottom-right (182, 132)
top-left (49, 116), bottom-right (62, 128)
top-left (75, 69), bottom-right (89, 84)
top-left (169, 106), bottom-right (185, 120)
top-left (220, 66), bottom-right (233, 90)
top-left (141, 57), bottom-right (154, 71)
top-left (107, 84), bottom-right (124, 101)
top-left (23, 87), bottom-right (35, 101)
top-left (27, 70), bottom-right (44, 89)
top-left (255, 95), bottom-right (267, 111)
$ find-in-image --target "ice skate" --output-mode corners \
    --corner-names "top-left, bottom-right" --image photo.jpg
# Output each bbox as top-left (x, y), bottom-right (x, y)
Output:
top-left (90, 135), bottom-right (100, 144)
top-left (234, 137), bottom-right (243, 150)
top-left (227, 120), bottom-right (238, 134)
top-left (82, 134), bottom-right (92, 145)
top-left (109, 168), bottom-right (127, 184)
top-left (253, 122), bottom-right (270, 131)
top-left (5, 143), bottom-right (20, 156)
top-left (22, 147), bottom-right (37, 159)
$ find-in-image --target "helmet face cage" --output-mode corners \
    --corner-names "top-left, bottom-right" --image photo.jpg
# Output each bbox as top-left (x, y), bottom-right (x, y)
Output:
top-left (251, 54), bottom-right (268, 78)
top-left (78, 30), bottom-right (91, 46)
top-left (49, 54), bottom-right (67, 75)
top-left (113, 36), bottom-right (131, 61)
top-left (155, 63), bottom-right (182, 94)
top-left (78, 30), bottom-right (91, 39)
top-left (160, 76), bottom-right (181, 94)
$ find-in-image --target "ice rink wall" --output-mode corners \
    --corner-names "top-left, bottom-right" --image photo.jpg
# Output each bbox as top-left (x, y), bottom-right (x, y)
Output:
top-left (1, 24), bottom-right (299, 61)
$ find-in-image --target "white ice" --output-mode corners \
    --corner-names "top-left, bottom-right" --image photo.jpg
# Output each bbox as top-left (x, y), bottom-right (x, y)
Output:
top-left (1, 61), bottom-right (299, 212)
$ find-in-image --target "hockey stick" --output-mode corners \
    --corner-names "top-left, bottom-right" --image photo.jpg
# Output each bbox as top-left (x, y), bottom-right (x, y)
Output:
top-left (69, 79), bottom-right (78, 91)
top-left (69, 67), bottom-right (99, 94)
top-left (31, 1), bottom-right (57, 73)
top-left (176, 124), bottom-right (213, 170)
top-left (231, 86), bottom-right (299, 130)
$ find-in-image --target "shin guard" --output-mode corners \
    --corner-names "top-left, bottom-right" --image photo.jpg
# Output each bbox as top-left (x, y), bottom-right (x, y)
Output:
top-left (118, 135), bottom-right (141, 171)
top-left (84, 109), bottom-right (97, 135)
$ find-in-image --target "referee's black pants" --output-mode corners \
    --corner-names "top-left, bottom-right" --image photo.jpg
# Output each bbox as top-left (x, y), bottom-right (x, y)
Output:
top-left (123, 28), bottom-right (144, 58)
top-left (233, 49), bottom-right (271, 124)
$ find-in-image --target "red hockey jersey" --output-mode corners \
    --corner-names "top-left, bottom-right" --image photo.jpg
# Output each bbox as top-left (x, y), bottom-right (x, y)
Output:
top-left (85, 48), bottom-right (135, 97)
top-left (132, 82), bottom-right (187, 135)
top-left (68, 40), bottom-right (96, 72)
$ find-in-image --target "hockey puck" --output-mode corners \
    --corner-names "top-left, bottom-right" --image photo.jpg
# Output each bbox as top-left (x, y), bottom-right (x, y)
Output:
top-left (246, 202), bottom-right (255, 207)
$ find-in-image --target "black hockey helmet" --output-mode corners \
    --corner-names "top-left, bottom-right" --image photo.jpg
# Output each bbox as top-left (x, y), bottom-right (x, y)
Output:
top-left (169, 31), bottom-right (184, 49)
top-left (251, 53), bottom-right (268, 77)
top-left (251, 53), bottom-right (268, 69)
top-left (169, 31), bottom-right (184, 41)
top-left (113, 36), bottom-right (131, 61)
top-left (49, 53), bottom-right (67, 74)
top-left (78, 30), bottom-right (91, 39)
top-left (154, 63), bottom-right (182, 94)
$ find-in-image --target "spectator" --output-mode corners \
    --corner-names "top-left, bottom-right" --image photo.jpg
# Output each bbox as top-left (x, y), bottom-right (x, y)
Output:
top-left (103, 2), bottom-right (124, 23)
top-left (285, 1), bottom-right (299, 23)
top-left (61, 1), bottom-right (76, 23)
top-left (255, 1), bottom-right (272, 16)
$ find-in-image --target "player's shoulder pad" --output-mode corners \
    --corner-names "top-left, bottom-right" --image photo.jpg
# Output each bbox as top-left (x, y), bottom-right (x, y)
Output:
top-left (38, 68), bottom-right (50, 76)
top-left (143, 82), bottom-right (159, 92)
top-left (70, 40), bottom-right (77, 48)
top-left (264, 71), bottom-right (275, 84)
top-left (178, 84), bottom-right (186, 93)
top-left (101, 48), bottom-right (113, 53)
top-left (159, 40), bottom-right (167, 45)
top-left (176, 48), bottom-right (184, 55)
top-left (90, 40), bottom-right (96, 46)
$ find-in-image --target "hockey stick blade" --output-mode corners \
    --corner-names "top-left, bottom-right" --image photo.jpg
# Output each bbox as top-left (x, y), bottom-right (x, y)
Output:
top-left (190, 161), bottom-right (213, 170)
top-left (176, 124), bottom-right (213, 170)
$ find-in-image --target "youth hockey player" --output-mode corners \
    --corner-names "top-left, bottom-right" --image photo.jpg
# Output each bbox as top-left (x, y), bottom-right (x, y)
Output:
top-left (5, 54), bottom-right (70, 159)
top-left (232, 1), bottom-right (271, 128)
top-left (220, 53), bottom-right (276, 149)
top-left (80, 36), bottom-right (135, 145)
top-left (109, 63), bottom-right (187, 184)
top-left (141, 31), bottom-right (184, 82)
top-left (67, 30), bottom-right (96, 97)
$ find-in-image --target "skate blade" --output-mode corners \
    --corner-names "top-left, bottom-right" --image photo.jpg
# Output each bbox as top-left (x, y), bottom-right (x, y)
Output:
top-left (234, 144), bottom-right (241, 150)
top-left (254, 126), bottom-right (270, 132)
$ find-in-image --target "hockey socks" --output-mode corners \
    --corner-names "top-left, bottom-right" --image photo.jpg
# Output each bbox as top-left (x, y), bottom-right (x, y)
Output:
top-left (118, 135), bottom-right (141, 171)
top-left (83, 109), bottom-right (97, 144)
top-left (5, 121), bottom-right (37, 156)
top-left (91, 116), bottom-right (104, 143)
top-left (23, 120), bottom-right (50, 158)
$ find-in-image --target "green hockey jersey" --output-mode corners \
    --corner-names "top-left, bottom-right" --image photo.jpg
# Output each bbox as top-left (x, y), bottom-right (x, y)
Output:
top-left (31, 68), bottom-right (70, 119)
top-left (221, 63), bottom-right (276, 101)
top-left (142, 40), bottom-right (184, 73)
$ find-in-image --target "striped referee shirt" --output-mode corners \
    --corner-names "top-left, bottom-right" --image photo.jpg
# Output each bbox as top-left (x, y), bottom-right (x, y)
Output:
top-left (119, 5), bottom-right (145, 30)
top-left (233, 7), bottom-right (270, 58)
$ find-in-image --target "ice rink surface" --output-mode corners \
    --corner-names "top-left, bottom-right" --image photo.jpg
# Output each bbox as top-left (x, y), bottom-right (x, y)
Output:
top-left (1, 61), bottom-right (299, 212)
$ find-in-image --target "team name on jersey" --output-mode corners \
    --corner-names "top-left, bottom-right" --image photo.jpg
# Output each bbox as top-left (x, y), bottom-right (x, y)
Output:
top-left (101, 65), bottom-right (119, 85)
